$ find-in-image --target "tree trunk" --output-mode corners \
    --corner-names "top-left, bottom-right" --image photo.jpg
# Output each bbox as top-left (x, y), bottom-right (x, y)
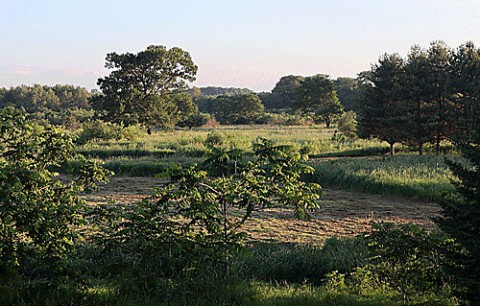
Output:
top-left (436, 132), bottom-right (441, 155)
top-left (147, 126), bottom-right (152, 135)
top-left (418, 143), bottom-right (423, 155)
top-left (325, 120), bottom-right (331, 128)
top-left (389, 142), bottom-right (395, 157)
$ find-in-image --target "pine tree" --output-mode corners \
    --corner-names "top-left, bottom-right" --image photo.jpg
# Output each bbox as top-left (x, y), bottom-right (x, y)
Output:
top-left (436, 41), bottom-right (480, 304)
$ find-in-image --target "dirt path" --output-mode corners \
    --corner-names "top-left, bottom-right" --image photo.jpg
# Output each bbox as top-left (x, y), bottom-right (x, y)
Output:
top-left (84, 177), bottom-right (442, 244)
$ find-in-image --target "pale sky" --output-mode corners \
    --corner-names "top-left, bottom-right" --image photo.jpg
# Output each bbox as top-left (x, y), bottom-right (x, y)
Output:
top-left (1, 0), bottom-right (479, 92)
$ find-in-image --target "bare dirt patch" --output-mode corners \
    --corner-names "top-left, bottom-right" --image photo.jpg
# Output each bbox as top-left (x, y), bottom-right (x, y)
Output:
top-left (84, 177), bottom-right (442, 244)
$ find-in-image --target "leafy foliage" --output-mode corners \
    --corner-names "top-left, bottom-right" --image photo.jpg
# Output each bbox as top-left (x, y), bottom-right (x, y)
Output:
top-left (92, 45), bottom-right (198, 130)
top-left (295, 74), bottom-right (343, 128)
top-left (0, 107), bottom-right (109, 285)
top-left (364, 222), bottom-right (454, 304)
top-left (94, 137), bottom-right (322, 289)
top-left (212, 94), bottom-right (265, 124)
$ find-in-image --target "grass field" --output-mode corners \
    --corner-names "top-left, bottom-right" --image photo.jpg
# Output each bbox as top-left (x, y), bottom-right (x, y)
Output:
top-left (51, 125), bottom-right (459, 306)
top-left (75, 125), bottom-right (459, 202)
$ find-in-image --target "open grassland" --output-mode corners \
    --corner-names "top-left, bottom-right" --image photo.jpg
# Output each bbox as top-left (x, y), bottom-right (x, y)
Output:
top-left (22, 125), bottom-right (459, 306)
top-left (75, 125), bottom-right (459, 202)
top-left (77, 125), bottom-right (387, 159)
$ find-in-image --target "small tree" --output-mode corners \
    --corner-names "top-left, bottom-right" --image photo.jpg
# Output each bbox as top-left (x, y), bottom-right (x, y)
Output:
top-left (0, 107), bottom-right (109, 286)
top-left (176, 112), bottom-right (210, 129)
top-left (337, 111), bottom-right (358, 141)
top-left (100, 138), bottom-right (322, 285)
top-left (365, 222), bottom-right (453, 304)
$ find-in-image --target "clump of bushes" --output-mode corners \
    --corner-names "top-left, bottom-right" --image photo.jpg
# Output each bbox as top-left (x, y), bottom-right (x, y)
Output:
top-left (77, 120), bottom-right (145, 143)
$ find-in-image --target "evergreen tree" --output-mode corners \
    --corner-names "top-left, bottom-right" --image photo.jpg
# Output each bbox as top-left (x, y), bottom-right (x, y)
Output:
top-left (427, 41), bottom-right (454, 154)
top-left (437, 41), bottom-right (480, 304)
top-left (402, 45), bottom-right (435, 155)
top-left (357, 54), bottom-right (407, 156)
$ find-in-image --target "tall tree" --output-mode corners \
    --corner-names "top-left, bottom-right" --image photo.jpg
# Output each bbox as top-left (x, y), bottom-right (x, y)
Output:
top-left (439, 122), bottom-right (480, 304)
top-left (402, 45), bottom-right (435, 155)
top-left (334, 77), bottom-right (361, 112)
top-left (427, 41), bottom-right (454, 154)
top-left (295, 74), bottom-right (343, 128)
top-left (91, 45), bottom-right (198, 133)
top-left (269, 75), bottom-right (304, 110)
top-left (451, 42), bottom-right (480, 141)
top-left (357, 54), bottom-right (406, 156)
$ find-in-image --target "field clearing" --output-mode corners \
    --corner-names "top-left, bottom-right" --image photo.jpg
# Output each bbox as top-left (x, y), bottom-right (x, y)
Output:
top-left (84, 177), bottom-right (442, 244)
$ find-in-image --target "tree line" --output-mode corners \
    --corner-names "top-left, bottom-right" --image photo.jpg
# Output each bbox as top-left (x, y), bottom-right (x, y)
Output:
top-left (0, 84), bottom-right (91, 113)
top-left (357, 41), bottom-right (480, 155)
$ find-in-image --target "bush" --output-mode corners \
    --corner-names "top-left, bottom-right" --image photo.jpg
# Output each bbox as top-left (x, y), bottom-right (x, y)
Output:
top-left (176, 112), bottom-right (210, 129)
top-left (77, 121), bottom-right (144, 144)
top-left (363, 222), bottom-right (455, 304)
top-left (0, 107), bottom-right (109, 301)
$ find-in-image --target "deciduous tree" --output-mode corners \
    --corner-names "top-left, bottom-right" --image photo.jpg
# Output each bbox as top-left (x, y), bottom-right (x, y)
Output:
top-left (91, 45), bottom-right (198, 133)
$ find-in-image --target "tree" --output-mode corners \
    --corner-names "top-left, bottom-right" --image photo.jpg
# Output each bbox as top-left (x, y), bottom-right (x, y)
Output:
top-left (198, 86), bottom-right (254, 97)
top-left (402, 45), bottom-right (435, 155)
top-left (337, 111), bottom-right (358, 141)
top-left (436, 41), bottom-right (480, 304)
top-left (101, 138), bottom-right (321, 282)
top-left (212, 94), bottom-right (265, 124)
top-left (176, 112), bottom-right (210, 129)
top-left (451, 41), bottom-right (480, 142)
top-left (91, 45), bottom-right (198, 133)
top-left (0, 107), bottom-right (109, 286)
top-left (51, 84), bottom-right (91, 109)
top-left (295, 74), bottom-right (343, 128)
top-left (269, 75), bottom-right (304, 110)
top-left (334, 77), bottom-right (361, 112)
top-left (0, 84), bottom-right (61, 113)
top-left (427, 41), bottom-right (455, 154)
top-left (357, 54), bottom-right (407, 156)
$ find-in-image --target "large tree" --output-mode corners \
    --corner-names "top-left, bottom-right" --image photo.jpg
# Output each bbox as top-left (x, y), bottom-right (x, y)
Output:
top-left (427, 41), bottom-right (455, 154)
top-left (295, 74), bottom-right (343, 128)
top-left (268, 75), bottom-right (304, 111)
top-left (91, 45), bottom-right (198, 133)
top-left (357, 54), bottom-right (407, 156)
top-left (334, 77), bottom-right (361, 112)
top-left (402, 45), bottom-right (435, 155)
top-left (436, 43), bottom-right (480, 302)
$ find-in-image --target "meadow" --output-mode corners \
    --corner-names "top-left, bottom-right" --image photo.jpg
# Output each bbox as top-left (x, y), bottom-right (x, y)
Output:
top-left (76, 124), bottom-right (457, 202)
top-left (21, 124), bottom-right (457, 306)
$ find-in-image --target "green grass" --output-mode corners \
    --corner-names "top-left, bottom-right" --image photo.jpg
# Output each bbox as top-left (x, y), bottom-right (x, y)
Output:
top-left (1, 239), bottom-right (457, 306)
top-left (310, 154), bottom-right (458, 202)
top-left (71, 126), bottom-right (461, 201)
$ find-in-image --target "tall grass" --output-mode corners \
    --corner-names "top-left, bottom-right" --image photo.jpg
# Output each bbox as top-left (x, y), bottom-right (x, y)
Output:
top-left (310, 154), bottom-right (458, 201)
top-left (2, 238), bottom-right (455, 305)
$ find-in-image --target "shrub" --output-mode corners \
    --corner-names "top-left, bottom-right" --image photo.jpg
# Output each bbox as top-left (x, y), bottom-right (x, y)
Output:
top-left (363, 222), bottom-right (455, 304)
top-left (0, 107), bottom-right (109, 300)
top-left (77, 121), bottom-right (144, 144)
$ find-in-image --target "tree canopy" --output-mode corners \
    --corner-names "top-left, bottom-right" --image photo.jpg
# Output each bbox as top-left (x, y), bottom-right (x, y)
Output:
top-left (91, 45), bottom-right (198, 132)
top-left (358, 41), bottom-right (480, 156)
top-left (212, 94), bottom-right (265, 124)
top-left (295, 74), bottom-right (343, 128)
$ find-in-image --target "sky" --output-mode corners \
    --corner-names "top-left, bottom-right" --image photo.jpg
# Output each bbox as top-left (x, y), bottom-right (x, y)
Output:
top-left (1, 0), bottom-right (479, 92)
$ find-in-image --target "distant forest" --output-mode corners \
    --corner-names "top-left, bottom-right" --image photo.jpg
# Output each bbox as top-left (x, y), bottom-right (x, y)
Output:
top-left (0, 77), bottom-right (360, 126)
